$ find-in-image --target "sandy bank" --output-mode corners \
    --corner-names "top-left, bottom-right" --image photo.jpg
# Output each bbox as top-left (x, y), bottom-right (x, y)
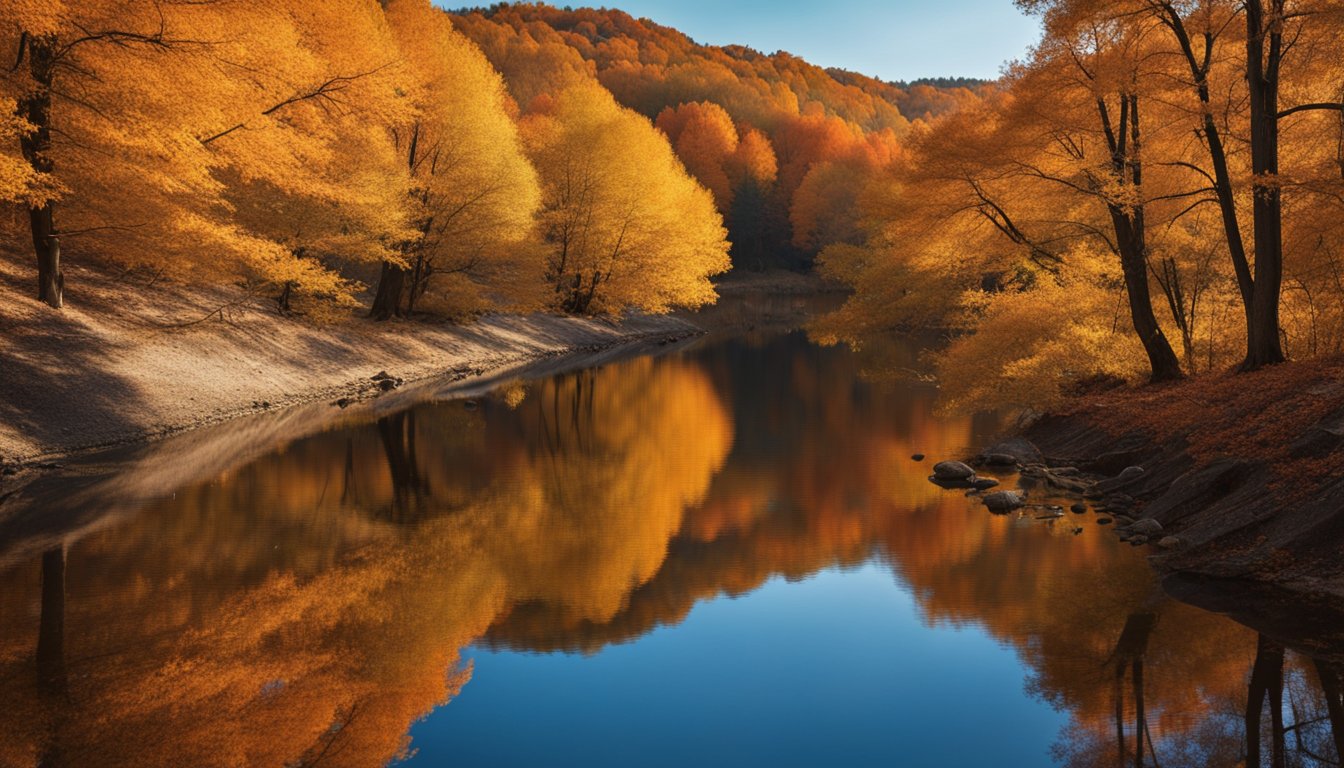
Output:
top-left (0, 258), bottom-right (700, 464)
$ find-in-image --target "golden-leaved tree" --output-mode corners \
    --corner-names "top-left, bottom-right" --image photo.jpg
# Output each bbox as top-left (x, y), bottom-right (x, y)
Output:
top-left (203, 0), bottom-right (415, 315)
top-left (368, 0), bottom-right (543, 320)
top-left (522, 83), bottom-right (730, 314)
top-left (0, 0), bottom-right (413, 310)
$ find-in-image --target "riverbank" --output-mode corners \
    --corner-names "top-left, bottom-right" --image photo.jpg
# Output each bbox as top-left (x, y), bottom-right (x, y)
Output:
top-left (1016, 358), bottom-right (1344, 599)
top-left (0, 258), bottom-right (701, 465)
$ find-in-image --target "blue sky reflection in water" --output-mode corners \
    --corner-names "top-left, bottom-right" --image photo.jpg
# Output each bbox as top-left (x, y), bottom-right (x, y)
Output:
top-left (405, 562), bottom-right (1064, 767)
top-left (1, 322), bottom-right (1336, 768)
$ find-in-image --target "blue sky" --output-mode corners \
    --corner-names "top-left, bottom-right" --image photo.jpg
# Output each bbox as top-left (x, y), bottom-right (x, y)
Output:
top-left (443, 1), bottom-right (1042, 82)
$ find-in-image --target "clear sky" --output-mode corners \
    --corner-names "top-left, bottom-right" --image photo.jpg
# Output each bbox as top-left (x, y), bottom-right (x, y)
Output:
top-left (446, 1), bottom-right (1043, 83)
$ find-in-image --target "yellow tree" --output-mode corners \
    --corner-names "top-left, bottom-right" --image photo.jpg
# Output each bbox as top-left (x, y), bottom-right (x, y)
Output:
top-left (205, 0), bottom-right (415, 314)
top-left (369, 0), bottom-right (542, 320)
top-left (522, 83), bottom-right (730, 314)
top-left (0, 0), bottom-right (413, 310)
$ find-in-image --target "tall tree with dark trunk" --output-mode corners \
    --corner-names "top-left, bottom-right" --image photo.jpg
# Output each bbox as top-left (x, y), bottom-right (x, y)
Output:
top-left (15, 33), bottom-right (61, 308)
top-left (1095, 92), bottom-right (1186, 382)
top-left (1243, 0), bottom-right (1288, 369)
top-left (1146, 1), bottom-right (1256, 352)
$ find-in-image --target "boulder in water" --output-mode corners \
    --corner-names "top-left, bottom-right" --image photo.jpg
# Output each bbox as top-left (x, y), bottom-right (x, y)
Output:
top-left (932, 461), bottom-right (976, 481)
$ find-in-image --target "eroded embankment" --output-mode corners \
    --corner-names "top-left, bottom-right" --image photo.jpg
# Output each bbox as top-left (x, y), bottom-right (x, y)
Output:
top-left (1017, 360), bottom-right (1344, 600)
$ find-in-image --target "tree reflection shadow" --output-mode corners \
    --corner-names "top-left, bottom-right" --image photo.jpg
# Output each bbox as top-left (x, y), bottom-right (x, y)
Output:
top-left (0, 334), bottom-right (1340, 767)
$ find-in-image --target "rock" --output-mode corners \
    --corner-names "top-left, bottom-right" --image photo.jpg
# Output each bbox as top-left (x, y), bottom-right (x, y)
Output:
top-left (1129, 518), bottom-right (1163, 536)
top-left (464, 399), bottom-right (479, 410)
top-left (377, 379), bottom-right (399, 392)
top-left (1051, 467), bottom-right (1082, 477)
top-left (1158, 536), bottom-right (1184, 549)
top-left (1130, 536), bottom-right (1149, 546)
top-left (334, 398), bottom-right (351, 409)
top-left (371, 371), bottom-right (393, 381)
top-left (932, 461), bottom-right (976, 481)
top-left (981, 438), bottom-right (1043, 466)
top-left (971, 477), bottom-right (1000, 490)
top-left (1119, 466), bottom-right (1146, 480)
top-left (1048, 475), bottom-right (1093, 494)
top-left (1097, 518), bottom-right (1113, 525)
top-left (1036, 511), bottom-right (1064, 520)
top-left (911, 453), bottom-right (926, 462)
top-left (1070, 503), bottom-right (1088, 514)
top-left (983, 490), bottom-right (1026, 513)
top-left (984, 453), bottom-right (1018, 467)
top-left (1, 466), bottom-right (16, 476)
top-left (1073, 527), bottom-right (1084, 535)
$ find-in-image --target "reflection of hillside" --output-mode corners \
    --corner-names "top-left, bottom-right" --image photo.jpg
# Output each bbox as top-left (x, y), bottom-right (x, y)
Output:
top-left (0, 334), bottom-right (1340, 767)
top-left (0, 356), bottom-right (731, 767)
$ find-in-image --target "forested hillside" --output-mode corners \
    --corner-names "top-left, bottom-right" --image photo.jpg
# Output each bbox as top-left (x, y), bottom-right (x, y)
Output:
top-left (452, 4), bottom-right (988, 269)
top-left (0, 1), bottom-right (984, 321)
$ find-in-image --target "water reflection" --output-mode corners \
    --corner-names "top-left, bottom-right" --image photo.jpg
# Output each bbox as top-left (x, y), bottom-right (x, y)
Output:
top-left (0, 331), bottom-right (1340, 767)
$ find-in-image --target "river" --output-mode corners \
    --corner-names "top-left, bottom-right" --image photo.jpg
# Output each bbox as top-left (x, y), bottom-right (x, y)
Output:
top-left (0, 305), bottom-right (1340, 767)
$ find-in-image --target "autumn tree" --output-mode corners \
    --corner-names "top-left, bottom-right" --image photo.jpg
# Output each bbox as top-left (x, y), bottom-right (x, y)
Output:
top-left (205, 1), bottom-right (414, 315)
top-left (522, 84), bottom-right (730, 314)
top-left (368, 0), bottom-right (542, 320)
top-left (0, 1), bottom-right (212, 308)
top-left (0, 1), bottom-right (415, 311)
top-left (655, 101), bottom-right (739, 210)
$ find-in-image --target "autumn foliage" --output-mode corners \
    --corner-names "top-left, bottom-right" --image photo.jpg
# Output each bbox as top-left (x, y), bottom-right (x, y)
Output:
top-left (451, 5), bottom-right (983, 270)
top-left (821, 0), bottom-right (1344, 409)
top-left (0, 1), bottom-right (983, 319)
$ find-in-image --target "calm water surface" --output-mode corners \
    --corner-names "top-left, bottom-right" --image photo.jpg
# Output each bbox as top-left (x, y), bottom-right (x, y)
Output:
top-left (0, 323), bottom-right (1341, 767)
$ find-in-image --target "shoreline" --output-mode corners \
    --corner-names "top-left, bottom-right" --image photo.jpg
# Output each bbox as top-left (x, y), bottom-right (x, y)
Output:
top-left (0, 259), bottom-right (702, 467)
top-left (0, 313), bottom-right (701, 466)
top-left (962, 358), bottom-right (1344, 602)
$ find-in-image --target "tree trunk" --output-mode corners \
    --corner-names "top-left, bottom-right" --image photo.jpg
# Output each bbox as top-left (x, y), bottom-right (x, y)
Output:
top-left (377, 411), bottom-right (423, 523)
top-left (1115, 223), bottom-right (1184, 382)
top-left (1314, 660), bottom-right (1344, 765)
top-left (1245, 634), bottom-right (1285, 768)
top-left (17, 33), bottom-right (63, 309)
top-left (37, 547), bottom-right (67, 697)
top-left (1243, 0), bottom-right (1287, 370)
top-left (35, 228), bottom-right (63, 309)
top-left (1158, 5), bottom-right (1256, 339)
top-left (36, 546), bottom-right (67, 768)
top-left (276, 281), bottom-right (295, 315)
top-left (1096, 93), bottom-right (1184, 383)
top-left (369, 261), bottom-right (408, 320)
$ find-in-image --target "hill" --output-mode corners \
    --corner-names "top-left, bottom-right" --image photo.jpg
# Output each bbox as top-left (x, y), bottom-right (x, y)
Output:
top-left (450, 4), bottom-right (991, 269)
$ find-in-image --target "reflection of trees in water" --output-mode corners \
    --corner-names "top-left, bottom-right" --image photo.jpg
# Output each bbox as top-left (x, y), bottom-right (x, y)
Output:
top-left (0, 336), bottom-right (1340, 766)
top-left (1110, 612), bottom-right (1156, 768)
